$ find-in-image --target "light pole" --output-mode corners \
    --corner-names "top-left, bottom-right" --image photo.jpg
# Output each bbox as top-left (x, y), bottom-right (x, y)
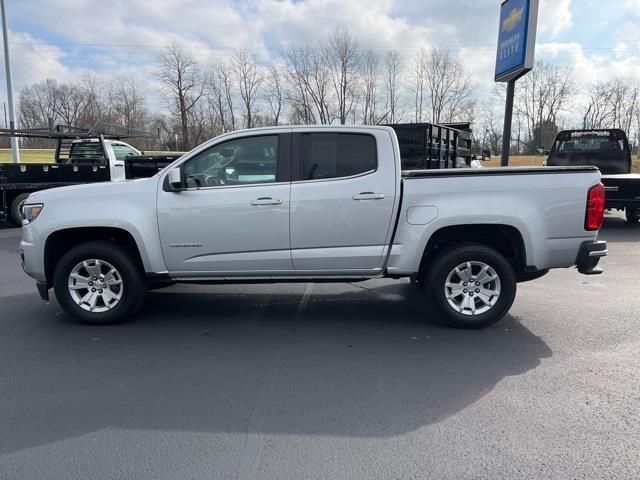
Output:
top-left (1, 0), bottom-right (19, 163)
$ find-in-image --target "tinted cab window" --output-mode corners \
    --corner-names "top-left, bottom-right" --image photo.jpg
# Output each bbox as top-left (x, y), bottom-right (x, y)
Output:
top-left (300, 133), bottom-right (377, 180)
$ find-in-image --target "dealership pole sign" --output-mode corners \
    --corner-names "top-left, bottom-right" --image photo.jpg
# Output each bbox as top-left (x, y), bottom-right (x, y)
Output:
top-left (495, 0), bottom-right (539, 82)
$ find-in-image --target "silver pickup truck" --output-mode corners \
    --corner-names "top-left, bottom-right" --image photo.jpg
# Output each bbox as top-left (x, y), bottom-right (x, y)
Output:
top-left (19, 126), bottom-right (607, 329)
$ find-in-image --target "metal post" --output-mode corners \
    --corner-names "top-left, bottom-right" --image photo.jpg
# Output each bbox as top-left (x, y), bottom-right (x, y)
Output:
top-left (500, 79), bottom-right (516, 167)
top-left (1, 0), bottom-right (19, 163)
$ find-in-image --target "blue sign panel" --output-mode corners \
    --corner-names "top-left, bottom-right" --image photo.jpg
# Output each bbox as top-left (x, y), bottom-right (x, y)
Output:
top-left (495, 0), bottom-right (538, 82)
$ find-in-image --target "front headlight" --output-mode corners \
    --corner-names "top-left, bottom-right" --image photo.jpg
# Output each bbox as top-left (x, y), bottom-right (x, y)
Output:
top-left (22, 203), bottom-right (44, 224)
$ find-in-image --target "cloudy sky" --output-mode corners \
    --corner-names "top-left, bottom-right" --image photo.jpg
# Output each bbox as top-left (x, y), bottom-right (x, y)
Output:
top-left (1, 0), bottom-right (640, 113)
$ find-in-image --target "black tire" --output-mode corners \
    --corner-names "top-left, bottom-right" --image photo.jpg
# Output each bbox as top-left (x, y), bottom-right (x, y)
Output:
top-left (626, 207), bottom-right (640, 224)
top-left (53, 241), bottom-right (147, 325)
top-left (9, 193), bottom-right (30, 226)
top-left (426, 244), bottom-right (517, 329)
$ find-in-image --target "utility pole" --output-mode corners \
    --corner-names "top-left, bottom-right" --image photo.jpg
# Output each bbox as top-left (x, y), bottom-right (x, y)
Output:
top-left (1, 0), bottom-right (19, 163)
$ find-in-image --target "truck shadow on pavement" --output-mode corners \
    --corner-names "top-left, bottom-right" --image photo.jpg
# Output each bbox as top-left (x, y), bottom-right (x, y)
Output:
top-left (600, 214), bottom-right (640, 243)
top-left (1, 281), bottom-right (552, 454)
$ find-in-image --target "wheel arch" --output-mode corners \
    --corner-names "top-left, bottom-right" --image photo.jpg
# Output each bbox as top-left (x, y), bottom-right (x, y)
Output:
top-left (44, 227), bottom-right (147, 287)
top-left (417, 224), bottom-right (528, 281)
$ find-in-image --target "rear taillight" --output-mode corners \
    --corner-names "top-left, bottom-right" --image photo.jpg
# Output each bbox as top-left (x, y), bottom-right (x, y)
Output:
top-left (585, 183), bottom-right (605, 231)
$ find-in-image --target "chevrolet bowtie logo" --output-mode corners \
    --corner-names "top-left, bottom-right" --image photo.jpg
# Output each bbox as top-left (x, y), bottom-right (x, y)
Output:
top-left (502, 7), bottom-right (524, 33)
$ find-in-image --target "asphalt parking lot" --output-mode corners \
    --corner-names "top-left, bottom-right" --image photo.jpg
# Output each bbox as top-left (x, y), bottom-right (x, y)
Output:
top-left (0, 213), bottom-right (639, 480)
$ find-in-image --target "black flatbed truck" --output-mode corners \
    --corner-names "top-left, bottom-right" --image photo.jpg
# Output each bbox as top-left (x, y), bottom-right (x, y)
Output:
top-left (0, 123), bottom-right (180, 225)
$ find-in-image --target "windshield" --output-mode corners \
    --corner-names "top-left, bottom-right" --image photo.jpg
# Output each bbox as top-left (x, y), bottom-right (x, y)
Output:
top-left (556, 138), bottom-right (625, 152)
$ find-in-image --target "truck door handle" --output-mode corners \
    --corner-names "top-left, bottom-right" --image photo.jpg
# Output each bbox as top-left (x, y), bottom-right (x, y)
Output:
top-left (250, 197), bottom-right (283, 206)
top-left (353, 192), bottom-right (385, 201)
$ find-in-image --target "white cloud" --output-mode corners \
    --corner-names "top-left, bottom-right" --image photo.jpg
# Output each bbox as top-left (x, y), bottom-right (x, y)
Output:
top-left (0, 31), bottom-right (76, 102)
top-left (538, 0), bottom-right (573, 37)
top-left (3, 0), bottom-right (639, 128)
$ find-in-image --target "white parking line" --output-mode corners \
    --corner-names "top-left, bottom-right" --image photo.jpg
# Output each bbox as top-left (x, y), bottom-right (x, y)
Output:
top-left (296, 283), bottom-right (314, 315)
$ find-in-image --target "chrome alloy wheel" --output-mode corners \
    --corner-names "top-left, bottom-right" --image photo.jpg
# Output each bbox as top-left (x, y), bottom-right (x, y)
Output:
top-left (67, 259), bottom-right (124, 313)
top-left (444, 261), bottom-right (502, 316)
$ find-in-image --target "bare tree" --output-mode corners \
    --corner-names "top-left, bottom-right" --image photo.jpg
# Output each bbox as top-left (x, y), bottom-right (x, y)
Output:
top-left (477, 99), bottom-right (502, 154)
top-left (360, 50), bottom-right (379, 125)
top-left (209, 62), bottom-right (236, 132)
top-left (221, 64), bottom-right (236, 131)
top-left (18, 79), bottom-right (61, 130)
top-left (516, 61), bottom-right (574, 153)
top-left (232, 51), bottom-right (263, 129)
top-left (325, 28), bottom-right (360, 125)
top-left (413, 49), bottom-right (427, 123)
top-left (109, 75), bottom-right (147, 129)
top-left (423, 47), bottom-right (474, 123)
top-left (156, 42), bottom-right (205, 150)
top-left (582, 81), bottom-right (615, 129)
top-left (53, 83), bottom-right (86, 127)
top-left (382, 50), bottom-right (402, 123)
top-left (264, 65), bottom-right (284, 126)
top-left (285, 45), bottom-right (333, 124)
top-left (608, 79), bottom-right (638, 134)
top-left (77, 74), bottom-right (106, 127)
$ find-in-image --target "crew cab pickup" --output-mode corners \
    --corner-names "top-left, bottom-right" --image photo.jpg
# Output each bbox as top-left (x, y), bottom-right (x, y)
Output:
top-left (546, 129), bottom-right (640, 224)
top-left (20, 126), bottom-right (607, 329)
top-left (1, 137), bottom-right (180, 225)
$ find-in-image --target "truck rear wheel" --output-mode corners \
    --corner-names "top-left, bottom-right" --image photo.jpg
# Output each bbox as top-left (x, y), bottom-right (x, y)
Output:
top-left (9, 193), bottom-right (30, 226)
top-left (626, 207), bottom-right (639, 224)
top-left (426, 244), bottom-right (517, 329)
top-left (53, 241), bottom-right (147, 325)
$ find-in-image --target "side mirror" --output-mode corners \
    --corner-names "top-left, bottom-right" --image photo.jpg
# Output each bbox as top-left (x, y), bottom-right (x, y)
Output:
top-left (140, 151), bottom-right (145, 156)
top-left (167, 167), bottom-right (183, 191)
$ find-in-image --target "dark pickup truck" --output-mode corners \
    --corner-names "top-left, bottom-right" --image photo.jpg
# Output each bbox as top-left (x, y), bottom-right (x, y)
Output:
top-left (1, 128), bottom-right (180, 225)
top-left (546, 129), bottom-right (640, 223)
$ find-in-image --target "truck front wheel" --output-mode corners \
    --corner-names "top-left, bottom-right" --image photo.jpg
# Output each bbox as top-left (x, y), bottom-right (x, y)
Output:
top-left (53, 241), bottom-right (147, 325)
top-left (426, 244), bottom-right (517, 329)
top-left (9, 193), bottom-right (30, 226)
top-left (626, 207), bottom-right (640, 224)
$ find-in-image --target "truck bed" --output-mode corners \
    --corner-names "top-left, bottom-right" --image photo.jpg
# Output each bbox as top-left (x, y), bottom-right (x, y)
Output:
top-left (0, 162), bottom-right (109, 190)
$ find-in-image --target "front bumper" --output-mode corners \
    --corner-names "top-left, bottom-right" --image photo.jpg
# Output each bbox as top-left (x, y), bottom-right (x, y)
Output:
top-left (576, 241), bottom-right (608, 275)
top-left (19, 223), bottom-right (47, 283)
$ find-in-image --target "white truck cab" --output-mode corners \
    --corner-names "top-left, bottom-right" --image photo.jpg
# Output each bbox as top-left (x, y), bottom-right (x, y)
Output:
top-left (68, 139), bottom-right (142, 182)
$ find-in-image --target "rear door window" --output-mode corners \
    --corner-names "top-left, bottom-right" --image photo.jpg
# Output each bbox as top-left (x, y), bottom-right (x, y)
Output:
top-left (299, 133), bottom-right (377, 180)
